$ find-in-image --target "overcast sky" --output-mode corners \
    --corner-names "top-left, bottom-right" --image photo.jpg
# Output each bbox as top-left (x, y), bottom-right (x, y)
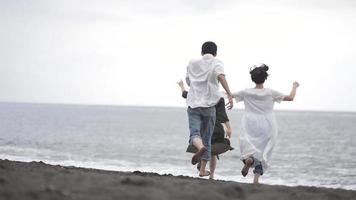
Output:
top-left (0, 0), bottom-right (355, 111)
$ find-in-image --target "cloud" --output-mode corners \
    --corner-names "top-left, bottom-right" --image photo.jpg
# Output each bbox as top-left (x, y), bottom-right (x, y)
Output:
top-left (0, 0), bottom-right (241, 23)
top-left (1, 0), bottom-right (354, 24)
top-left (0, 0), bottom-right (355, 111)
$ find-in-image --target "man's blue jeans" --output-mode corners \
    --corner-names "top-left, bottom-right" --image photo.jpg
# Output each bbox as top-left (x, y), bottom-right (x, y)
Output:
top-left (187, 106), bottom-right (216, 161)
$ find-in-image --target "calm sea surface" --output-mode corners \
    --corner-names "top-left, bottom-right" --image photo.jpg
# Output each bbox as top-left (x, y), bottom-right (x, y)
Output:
top-left (0, 102), bottom-right (355, 190)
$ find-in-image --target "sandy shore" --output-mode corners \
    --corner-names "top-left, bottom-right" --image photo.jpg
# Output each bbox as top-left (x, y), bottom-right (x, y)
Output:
top-left (0, 159), bottom-right (355, 200)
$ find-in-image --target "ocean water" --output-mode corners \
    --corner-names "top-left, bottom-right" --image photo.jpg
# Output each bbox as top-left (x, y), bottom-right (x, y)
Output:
top-left (0, 102), bottom-right (355, 190)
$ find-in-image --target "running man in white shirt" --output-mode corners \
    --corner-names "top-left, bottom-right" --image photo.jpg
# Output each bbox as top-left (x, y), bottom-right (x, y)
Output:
top-left (185, 41), bottom-right (234, 177)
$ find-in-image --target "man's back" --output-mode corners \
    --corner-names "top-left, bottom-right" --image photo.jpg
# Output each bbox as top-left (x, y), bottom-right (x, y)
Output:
top-left (186, 54), bottom-right (224, 108)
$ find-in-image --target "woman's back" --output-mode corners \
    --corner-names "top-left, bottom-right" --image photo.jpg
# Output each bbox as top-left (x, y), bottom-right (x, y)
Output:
top-left (234, 88), bottom-right (285, 115)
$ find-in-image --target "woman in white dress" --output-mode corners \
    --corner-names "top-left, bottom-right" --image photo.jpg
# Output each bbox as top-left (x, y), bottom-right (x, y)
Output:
top-left (232, 64), bottom-right (299, 184)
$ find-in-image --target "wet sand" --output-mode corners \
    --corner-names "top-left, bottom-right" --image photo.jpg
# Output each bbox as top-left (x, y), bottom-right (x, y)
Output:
top-left (0, 159), bottom-right (355, 200)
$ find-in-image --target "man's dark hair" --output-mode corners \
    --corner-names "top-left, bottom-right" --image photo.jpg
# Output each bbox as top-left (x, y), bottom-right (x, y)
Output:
top-left (201, 41), bottom-right (217, 56)
top-left (250, 64), bottom-right (269, 84)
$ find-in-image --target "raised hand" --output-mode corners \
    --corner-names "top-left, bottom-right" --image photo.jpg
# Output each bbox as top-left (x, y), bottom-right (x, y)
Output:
top-left (177, 80), bottom-right (185, 91)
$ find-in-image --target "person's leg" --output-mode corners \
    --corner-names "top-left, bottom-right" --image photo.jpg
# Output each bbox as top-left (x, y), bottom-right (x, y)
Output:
top-left (191, 144), bottom-right (207, 165)
top-left (253, 161), bottom-right (263, 184)
top-left (199, 107), bottom-right (216, 176)
top-left (192, 137), bottom-right (204, 150)
top-left (241, 157), bottom-right (253, 177)
top-left (200, 107), bottom-right (216, 160)
top-left (209, 155), bottom-right (217, 179)
top-left (253, 173), bottom-right (261, 184)
top-left (187, 107), bottom-right (206, 165)
top-left (199, 160), bottom-right (210, 177)
top-left (196, 161), bottom-right (201, 171)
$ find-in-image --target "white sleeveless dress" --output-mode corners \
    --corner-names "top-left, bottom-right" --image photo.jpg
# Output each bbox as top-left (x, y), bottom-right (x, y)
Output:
top-left (233, 88), bottom-right (286, 169)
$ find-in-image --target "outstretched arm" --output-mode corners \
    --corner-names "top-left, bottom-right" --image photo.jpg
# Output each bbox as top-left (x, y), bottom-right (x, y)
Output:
top-left (218, 74), bottom-right (233, 110)
top-left (284, 82), bottom-right (299, 101)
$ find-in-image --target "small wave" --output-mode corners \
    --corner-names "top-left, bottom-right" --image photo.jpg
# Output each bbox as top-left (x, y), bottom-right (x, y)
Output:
top-left (221, 175), bottom-right (356, 191)
top-left (1, 146), bottom-right (355, 191)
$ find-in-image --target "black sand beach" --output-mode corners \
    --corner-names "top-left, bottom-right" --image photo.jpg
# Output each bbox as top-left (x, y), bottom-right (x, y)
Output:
top-left (0, 159), bottom-right (355, 200)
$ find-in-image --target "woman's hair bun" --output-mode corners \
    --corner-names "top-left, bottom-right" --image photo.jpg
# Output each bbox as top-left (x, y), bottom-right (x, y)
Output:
top-left (250, 63), bottom-right (269, 84)
top-left (260, 64), bottom-right (269, 71)
top-left (250, 63), bottom-right (269, 74)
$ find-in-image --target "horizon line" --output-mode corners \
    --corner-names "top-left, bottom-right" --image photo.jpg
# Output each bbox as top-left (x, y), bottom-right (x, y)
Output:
top-left (0, 100), bottom-right (355, 114)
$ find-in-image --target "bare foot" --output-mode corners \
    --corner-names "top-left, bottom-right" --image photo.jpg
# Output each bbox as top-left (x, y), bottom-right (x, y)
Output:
top-left (196, 162), bottom-right (201, 171)
top-left (199, 171), bottom-right (211, 177)
top-left (253, 173), bottom-right (261, 184)
top-left (241, 158), bottom-right (253, 177)
top-left (191, 147), bottom-right (207, 165)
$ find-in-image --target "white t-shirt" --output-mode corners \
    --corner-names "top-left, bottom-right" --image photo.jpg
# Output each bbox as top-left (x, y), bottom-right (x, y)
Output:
top-left (186, 54), bottom-right (224, 108)
top-left (233, 88), bottom-right (285, 114)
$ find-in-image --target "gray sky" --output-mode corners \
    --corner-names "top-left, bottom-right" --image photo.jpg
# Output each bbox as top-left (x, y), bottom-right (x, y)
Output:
top-left (0, 0), bottom-right (355, 111)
